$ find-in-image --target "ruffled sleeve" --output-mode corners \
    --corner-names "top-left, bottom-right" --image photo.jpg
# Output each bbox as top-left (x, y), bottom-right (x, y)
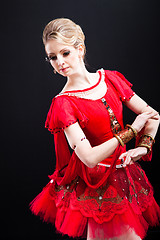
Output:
top-left (45, 95), bottom-right (88, 134)
top-left (105, 70), bottom-right (135, 101)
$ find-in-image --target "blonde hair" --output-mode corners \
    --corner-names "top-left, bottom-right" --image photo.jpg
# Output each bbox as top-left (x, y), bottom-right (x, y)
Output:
top-left (42, 18), bottom-right (86, 58)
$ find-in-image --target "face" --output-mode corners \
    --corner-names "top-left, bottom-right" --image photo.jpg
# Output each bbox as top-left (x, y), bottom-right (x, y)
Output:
top-left (45, 39), bottom-right (84, 77)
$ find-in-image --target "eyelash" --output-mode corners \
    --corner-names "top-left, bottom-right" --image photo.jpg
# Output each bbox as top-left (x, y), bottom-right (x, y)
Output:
top-left (48, 51), bottom-right (70, 61)
top-left (63, 51), bottom-right (70, 57)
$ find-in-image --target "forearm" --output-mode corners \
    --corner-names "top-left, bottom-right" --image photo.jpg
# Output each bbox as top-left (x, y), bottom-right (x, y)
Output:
top-left (143, 118), bottom-right (160, 138)
top-left (125, 94), bottom-right (159, 138)
top-left (75, 137), bottom-right (119, 168)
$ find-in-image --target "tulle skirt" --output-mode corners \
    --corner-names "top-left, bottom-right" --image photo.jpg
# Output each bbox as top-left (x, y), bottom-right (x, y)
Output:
top-left (30, 163), bottom-right (160, 239)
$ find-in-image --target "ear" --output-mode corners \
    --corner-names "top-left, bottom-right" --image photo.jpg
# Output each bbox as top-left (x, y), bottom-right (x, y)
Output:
top-left (78, 44), bottom-right (84, 58)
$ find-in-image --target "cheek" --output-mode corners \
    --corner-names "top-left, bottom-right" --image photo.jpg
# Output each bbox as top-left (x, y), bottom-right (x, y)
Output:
top-left (50, 61), bottom-right (57, 69)
top-left (70, 54), bottom-right (80, 65)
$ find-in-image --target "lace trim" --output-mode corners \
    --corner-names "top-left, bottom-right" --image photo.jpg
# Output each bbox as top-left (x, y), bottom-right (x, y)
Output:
top-left (56, 68), bottom-right (107, 100)
top-left (49, 164), bottom-right (153, 217)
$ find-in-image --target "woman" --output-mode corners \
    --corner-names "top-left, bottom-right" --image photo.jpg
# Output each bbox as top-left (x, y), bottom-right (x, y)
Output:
top-left (30, 18), bottom-right (160, 240)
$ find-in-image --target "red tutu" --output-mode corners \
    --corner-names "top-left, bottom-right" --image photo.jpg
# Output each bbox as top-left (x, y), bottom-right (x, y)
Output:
top-left (30, 163), bottom-right (160, 239)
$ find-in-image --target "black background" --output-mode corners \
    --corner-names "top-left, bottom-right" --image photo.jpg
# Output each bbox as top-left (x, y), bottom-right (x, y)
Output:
top-left (1, 0), bottom-right (160, 239)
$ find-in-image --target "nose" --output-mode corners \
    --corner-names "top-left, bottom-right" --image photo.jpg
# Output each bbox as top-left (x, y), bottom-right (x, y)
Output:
top-left (57, 55), bottom-right (65, 67)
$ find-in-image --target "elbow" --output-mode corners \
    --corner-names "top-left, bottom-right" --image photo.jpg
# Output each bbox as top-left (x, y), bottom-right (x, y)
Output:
top-left (75, 150), bottom-right (97, 168)
top-left (158, 114), bottom-right (160, 124)
top-left (75, 143), bottom-right (97, 168)
top-left (153, 113), bottom-right (160, 125)
top-left (157, 114), bottom-right (160, 128)
top-left (81, 155), bottom-right (97, 168)
top-left (86, 161), bottom-right (96, 169)
top-left (152, 109), bottom-right (160, 124)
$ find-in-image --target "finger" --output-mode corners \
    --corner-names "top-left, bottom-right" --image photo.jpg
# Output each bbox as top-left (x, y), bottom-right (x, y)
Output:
top-left (140, 112), bottom-right (159, 123)
top-left (123, 157), bottom-right (131, 167)
top-left (123, 149), bottom-right (138, 166)
top-left (119, 152), bottom-right (127, 159)
top-left (142, 110), bottom-right (155, 115)
top-left (142, 110), bottom-right (158, 117)
top-left (129, 160), bottom-right (134, 165)
top-left (123, 153), bottom-right (132, 167)
top-left (146, 111), bottom-right (159, 119)
top-left (119, 153), bottom-right (128, 164)
top-left (150, 113), bottom-right (160, 120)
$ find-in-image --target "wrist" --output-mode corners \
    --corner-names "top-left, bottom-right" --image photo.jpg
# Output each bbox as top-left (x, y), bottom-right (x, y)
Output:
top-left (137, 134), bottom-right (155, 154)
top-left (126, 124), bottom-right (137, 137)
top-left (131, 123), bottom-right (139, 133)
top-left (114, 124), bottom-right (137, 147)
top-left (136, 146), bottom-right (148, 155)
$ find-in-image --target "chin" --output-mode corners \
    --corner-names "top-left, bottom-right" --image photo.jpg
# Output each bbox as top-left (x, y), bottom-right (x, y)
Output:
top-left (59, 68), bottom-right (72, 77)
top-left (59, 72), bottom-right (70, 77)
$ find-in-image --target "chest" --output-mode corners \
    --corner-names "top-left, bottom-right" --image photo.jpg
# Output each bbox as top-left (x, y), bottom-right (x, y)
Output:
top-left (71, 85), bottom-right (124, 145)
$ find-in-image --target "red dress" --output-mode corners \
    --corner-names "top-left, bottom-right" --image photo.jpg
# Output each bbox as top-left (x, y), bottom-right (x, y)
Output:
top-left (30, 69), bottom-right (160, 239)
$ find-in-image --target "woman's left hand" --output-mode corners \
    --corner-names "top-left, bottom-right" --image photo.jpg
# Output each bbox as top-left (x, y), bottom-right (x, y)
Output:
top-left (119, 147), bottom-right (148, 167)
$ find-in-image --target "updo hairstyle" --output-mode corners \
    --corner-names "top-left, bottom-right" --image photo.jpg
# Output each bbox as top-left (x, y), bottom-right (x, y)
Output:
top-left (42, 18), bottom-right (86, 59)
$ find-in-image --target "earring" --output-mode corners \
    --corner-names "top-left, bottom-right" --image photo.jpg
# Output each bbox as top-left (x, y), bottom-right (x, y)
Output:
top-left (53, 69), bottom-right (56, 74)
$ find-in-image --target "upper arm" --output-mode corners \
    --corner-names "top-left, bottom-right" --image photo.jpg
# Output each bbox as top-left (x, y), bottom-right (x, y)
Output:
top-left (124, 93), bottom-right (157, 115)
top-left (64, 122), bottom-right (95, 167)
top-left (64, 122), bottom-right (88, 150)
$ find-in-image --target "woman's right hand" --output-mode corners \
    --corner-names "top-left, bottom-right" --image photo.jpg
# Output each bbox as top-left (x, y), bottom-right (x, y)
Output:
top-left (131, 110), bottom-right (159, 133)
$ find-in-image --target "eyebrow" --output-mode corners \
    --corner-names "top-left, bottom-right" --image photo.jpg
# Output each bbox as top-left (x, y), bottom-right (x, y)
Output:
top-left (47, 48), bottom-right (70, 55)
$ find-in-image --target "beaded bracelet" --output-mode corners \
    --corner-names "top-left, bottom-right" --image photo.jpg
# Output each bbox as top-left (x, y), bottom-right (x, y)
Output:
top-left (73, 136), bottom-right (87, 150)
top-left (137, 134), bottom-right (155, 153)
top-left (114, 124), bottom-right (137, 147)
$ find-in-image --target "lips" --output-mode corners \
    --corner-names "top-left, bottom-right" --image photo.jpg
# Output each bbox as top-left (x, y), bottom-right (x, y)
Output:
top-left (60, 67), bottom-right (69, 72)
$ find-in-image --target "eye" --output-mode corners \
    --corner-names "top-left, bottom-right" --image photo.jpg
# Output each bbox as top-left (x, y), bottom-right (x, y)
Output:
top-left (49, 55), bottom-right (57, 61)
top-left (63, 51), bottom-right (70, 57)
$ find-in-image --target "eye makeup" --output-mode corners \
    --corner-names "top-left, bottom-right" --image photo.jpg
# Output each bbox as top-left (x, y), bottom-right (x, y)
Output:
top-left (46, 50), bottom-right (71, 62)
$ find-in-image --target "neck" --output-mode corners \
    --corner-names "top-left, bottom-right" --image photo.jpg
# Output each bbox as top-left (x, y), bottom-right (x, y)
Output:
top-left (65, 62), bottom-right (96, 91)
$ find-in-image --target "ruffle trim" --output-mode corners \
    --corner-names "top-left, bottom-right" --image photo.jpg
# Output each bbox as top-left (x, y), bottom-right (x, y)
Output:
top-left (45, 96), bottom-right (89, 134)
top-left (87, 200), bottom-right (160, 239)
top-left (30, 181), bottom-right (160, 239)
top-left (105, 70), bottom-right (135, 102)
top-left (45, 118), bottom-right (88, 134)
